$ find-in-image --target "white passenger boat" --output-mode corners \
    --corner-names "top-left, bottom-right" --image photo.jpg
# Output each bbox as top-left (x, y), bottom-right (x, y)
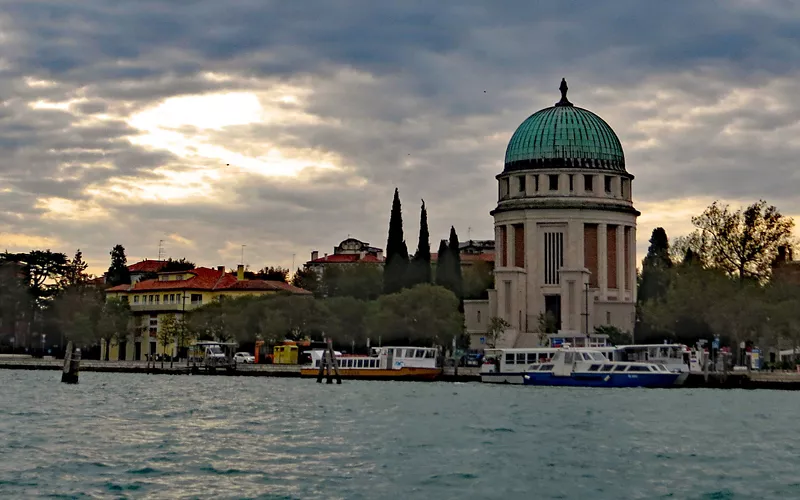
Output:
top-left (615, 344), bottom-right (704, 373)
top-left (523, 347), bottom-right (688, 388)
top-left (481, 347), bottom-right (617, 384)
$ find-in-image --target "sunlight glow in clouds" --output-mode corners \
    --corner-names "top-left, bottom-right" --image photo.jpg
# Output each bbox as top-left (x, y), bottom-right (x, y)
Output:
top-left (127, 89), bottom-right (340, 178)
top-left (35, 197), bottom-right (110, 221)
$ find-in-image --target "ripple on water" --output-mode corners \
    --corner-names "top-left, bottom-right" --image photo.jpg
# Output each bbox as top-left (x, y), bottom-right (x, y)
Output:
top-left (0, 375), bottom-right (797, 499)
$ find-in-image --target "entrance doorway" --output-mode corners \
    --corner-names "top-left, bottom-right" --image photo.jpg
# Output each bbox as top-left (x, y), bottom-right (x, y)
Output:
top-left (544, 295), bottom-right (562, 332)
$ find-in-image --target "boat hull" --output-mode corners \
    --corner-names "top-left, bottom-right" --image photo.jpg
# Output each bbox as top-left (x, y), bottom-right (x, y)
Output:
top-left (300, 367), bottom-right (442, 381)
top-left (480, 372), bottom-right (525, 384)
top-left (523, 371), bottom-right (682, 388)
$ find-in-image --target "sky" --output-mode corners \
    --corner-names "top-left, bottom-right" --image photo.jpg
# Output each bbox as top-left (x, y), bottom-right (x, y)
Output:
top-left (2, 0), bottom-right (800, 276)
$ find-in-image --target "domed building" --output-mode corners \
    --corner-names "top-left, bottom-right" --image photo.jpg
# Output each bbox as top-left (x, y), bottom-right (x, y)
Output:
top-left (481, 79), bottom-right (639, 347)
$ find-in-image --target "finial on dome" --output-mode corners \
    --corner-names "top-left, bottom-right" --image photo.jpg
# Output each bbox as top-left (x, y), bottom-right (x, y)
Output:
top-left (555, 78), bottom-right (573, 107)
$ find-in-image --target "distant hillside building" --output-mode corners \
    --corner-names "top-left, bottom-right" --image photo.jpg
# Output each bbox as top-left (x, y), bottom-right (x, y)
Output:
top-left (466, 79), bottom-right (639, 349)
top-left (307, 238), bottom-right (385, 273)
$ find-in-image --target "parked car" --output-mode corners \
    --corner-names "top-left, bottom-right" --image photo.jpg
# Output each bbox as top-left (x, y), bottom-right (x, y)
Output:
top-left (234, 352), bottom-right (255, 364)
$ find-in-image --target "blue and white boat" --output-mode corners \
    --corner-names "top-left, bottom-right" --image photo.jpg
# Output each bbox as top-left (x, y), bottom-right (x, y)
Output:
top-left (522, 347), bottom-right (687, 388)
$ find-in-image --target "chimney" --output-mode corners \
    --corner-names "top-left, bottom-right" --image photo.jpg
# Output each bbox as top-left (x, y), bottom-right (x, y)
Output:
top-left (237, 264), bottom-right (245, 281)
top-left (217, 265), bottom-right (225, 273)
top-left (311, 250), bottom-right (319, 261)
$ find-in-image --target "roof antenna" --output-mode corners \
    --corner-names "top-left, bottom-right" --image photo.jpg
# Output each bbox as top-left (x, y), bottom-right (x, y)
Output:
top-left (555, 78), bottom-right (573, 107)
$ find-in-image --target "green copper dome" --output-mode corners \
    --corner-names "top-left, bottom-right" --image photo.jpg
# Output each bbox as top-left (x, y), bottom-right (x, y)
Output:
top-left (504, 79), bottom-right (626, 173)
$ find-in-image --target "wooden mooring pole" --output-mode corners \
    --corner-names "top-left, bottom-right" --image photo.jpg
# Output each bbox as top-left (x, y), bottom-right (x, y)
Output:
top-left (61, 341), bottom-right (81, 384)
top-left (315, 337), bottom-right (341, 384)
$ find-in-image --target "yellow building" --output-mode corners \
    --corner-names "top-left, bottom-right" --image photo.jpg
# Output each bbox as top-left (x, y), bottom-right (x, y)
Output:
top-left (104, 264), bottom-right (310, 361)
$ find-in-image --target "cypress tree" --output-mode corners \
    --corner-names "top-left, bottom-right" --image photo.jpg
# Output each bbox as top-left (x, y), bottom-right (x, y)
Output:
top-left (448, 226), bottom-right (464, 312)
top-left (107, 244), bottom-right (131, 287)
top-left (383, 188), bottom-right (409, 295)
top-left (638, 227), bottom-right (672, 303)
top-left (408, 200), bottom-right (432, 287)
top-left (435, 239), bottom-right (451, 289)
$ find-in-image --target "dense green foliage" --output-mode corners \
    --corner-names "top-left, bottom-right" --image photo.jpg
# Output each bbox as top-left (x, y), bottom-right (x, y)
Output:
top-left (185, 284), bottom-right (465, 351)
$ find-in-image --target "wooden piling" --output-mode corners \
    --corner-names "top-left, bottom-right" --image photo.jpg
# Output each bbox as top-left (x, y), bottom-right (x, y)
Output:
top-left (61, 341), bottom-right (80, 384)
top-left (328, 338), bottom-right (341, 384)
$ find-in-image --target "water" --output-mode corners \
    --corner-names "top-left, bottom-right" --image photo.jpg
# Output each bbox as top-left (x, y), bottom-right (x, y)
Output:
top-left (0, 372), bottom-right (797, 500)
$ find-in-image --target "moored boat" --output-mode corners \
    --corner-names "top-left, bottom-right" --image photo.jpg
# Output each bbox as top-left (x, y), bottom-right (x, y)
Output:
top-left (300, 346), bottom-right (442, 381)
top-left (522, 347), bottom-right (687, 388)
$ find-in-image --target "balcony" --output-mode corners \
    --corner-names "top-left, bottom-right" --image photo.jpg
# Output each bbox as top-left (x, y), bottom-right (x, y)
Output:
top-left (129, 302), bottom-right (204, 312)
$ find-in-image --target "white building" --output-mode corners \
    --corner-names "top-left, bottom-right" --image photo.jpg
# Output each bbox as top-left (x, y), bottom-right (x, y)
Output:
top-left (467, 79), bottom-right (639, 348)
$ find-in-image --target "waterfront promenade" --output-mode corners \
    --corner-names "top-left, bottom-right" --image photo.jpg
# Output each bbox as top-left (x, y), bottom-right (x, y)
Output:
top-left (4, 356), bottom-right (800, 388)
top-left (0, 356), bottom-right (482, 381)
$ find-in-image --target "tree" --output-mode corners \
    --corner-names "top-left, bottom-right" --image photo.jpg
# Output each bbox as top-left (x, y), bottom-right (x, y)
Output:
top-left (463, 260), bottom-right (494, 300)
top-left (174, 317), bottom-right (192, 361)
top-left (161, 258), bottom-right (195, 272)
top-left (331, 265), bottom-right (383, 301)
top-left (366, 284), bottom-right (463, 347)
top-left (1, 250), bottom-right (70, 348)
top-left (96, 297), bottom-right (131, 360)
top-left (383, 188), bottom-right (409, 295)
top-left (435, 227), bottom-right (464, 311)
top-left (324, 296), bottom-right (370, 352)
top-left (690, 200), bottom-right (794, 282)
top-left (407, 200), bottom-right (432, 287)
top-left (107, 245), bottom-right (131, 287)
top-left (638, 228), bottom-right (672, 303)
top-left (255, 266), bottom-right (289, 282)
top-left (486, 316), bottom-right (510, 348)
top-left (292, 267), bottom-right (320, 296)
top-left (594, 325), bottom-right (632, 345)
top-left (61, 249), bottom-right (89, 289)
top-left (52, 287), bottom-right (104, 348)
top-left (157, 314), bottom-right (178, 368)
top-left (0, 261), bottom-right (30, 347)
top-left (534, 312), bottom-right (559, 346)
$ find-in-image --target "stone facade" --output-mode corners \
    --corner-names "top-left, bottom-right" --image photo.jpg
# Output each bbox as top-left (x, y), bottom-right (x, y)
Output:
top-left (474, 80), bottom-right (640, 348)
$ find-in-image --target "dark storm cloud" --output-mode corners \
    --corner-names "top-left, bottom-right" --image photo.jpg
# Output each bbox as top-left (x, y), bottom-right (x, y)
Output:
top-left (1, 0), bottom-right (800, 270)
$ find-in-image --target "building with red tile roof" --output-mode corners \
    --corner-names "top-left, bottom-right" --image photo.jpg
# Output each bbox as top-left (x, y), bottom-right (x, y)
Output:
top-left (306, 237), bottom-right (385, 273)
top-left (104, 264), bottom-right (310, 361)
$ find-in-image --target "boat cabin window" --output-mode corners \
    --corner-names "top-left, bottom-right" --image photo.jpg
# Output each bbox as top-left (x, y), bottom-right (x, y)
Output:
top-left (627, 365), bottom-right (650, 372)
top-left (564, 352), bottom-right (575, 364)
top-left (590, 353), bottom-right (607, 361)
top-left (425, 350), bottom-right (435, 359)
top-left (516, 353), bottom-right (526, 364)
top-left (506, 353), bottom-right (515, 364)
top-left (415, 349), bottom-right (425, 358)
top-left (539, 364), bottom-right (554, 371)
top-left (588, 364), bottom-right (601, 372)
top-left (601, 364), bottom-right (614, 371)
top-left (613, 365), bottom-right (627, 372)
top-left (527, 353), bottom-right (538, 364)
top-left (539, 353), bottom-right (550, 362)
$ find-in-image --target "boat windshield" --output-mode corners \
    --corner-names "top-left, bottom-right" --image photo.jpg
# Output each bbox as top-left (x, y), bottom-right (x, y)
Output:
top-left (589, 352), bottom-right (607, 361)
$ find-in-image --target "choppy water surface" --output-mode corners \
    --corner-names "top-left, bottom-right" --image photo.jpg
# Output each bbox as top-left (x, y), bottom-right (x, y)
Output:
top-left (0, 372), bottom-right (798, 499)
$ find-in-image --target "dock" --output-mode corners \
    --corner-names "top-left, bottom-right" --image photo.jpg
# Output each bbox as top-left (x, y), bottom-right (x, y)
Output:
top-left (3, 356), bottom-right (800, 388)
